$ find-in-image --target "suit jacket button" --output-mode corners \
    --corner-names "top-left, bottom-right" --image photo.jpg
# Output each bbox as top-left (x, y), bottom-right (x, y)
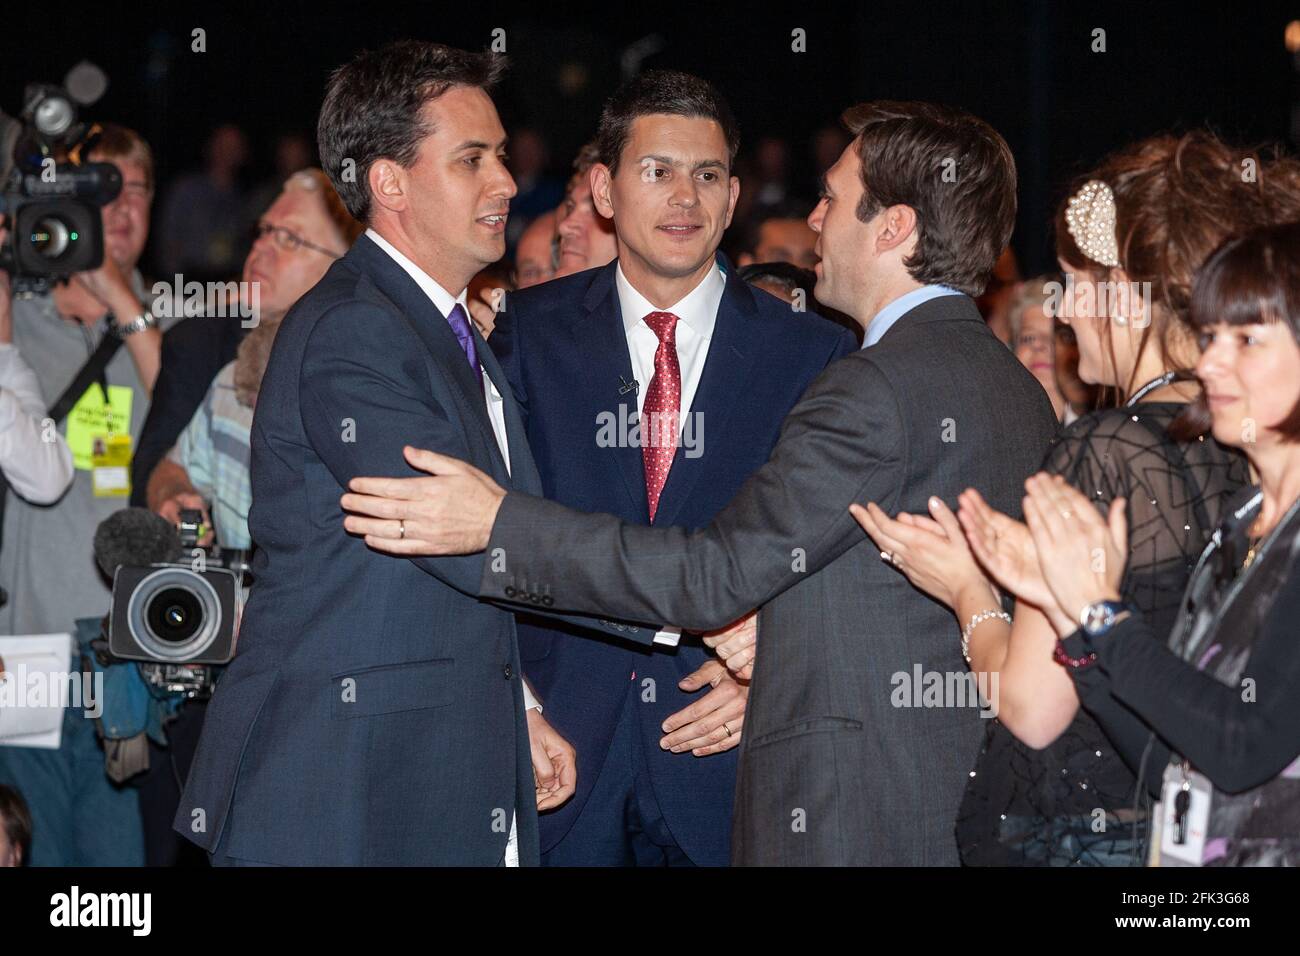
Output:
top-left (528, 593), bottom-right (541, 604)
top-left (503, 664), bottom-right (513, 680)
top-left (541, 595), bottom-right (554, 607)
top-left (504, 586), bottom-right (516, 598)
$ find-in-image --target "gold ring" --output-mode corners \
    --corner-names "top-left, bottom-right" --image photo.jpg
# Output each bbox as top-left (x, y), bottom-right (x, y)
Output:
top-left (723, 722), bottom-right (732, 737)
top-left (398, 519), bottom-right (406, 539)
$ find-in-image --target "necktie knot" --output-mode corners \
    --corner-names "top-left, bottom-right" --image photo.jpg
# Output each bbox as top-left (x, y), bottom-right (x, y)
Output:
top-left (643, 310), bottom-right (680, 344)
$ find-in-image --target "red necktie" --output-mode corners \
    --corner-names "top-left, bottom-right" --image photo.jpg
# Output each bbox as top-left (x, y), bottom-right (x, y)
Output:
top-left (641, 311), bottom-right (681, 523)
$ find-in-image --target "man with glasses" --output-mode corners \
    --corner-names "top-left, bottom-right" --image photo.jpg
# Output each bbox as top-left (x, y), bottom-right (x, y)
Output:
top-left (132, 169), bottom-right (356, 513)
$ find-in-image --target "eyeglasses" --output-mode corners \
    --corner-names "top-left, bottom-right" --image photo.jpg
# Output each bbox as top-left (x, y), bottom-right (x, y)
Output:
top-left (251, 221), bottom-right (342, 258)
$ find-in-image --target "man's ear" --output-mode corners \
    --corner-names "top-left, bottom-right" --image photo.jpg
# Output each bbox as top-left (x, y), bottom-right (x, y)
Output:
top-left (591, 163), bottom-right (615, 220)
top-left (874, 204), bottom-right (918, 255)
top-left (368, 159), bottom-right (407, 216)
top-left (723, 175), bottom-right (740, 230)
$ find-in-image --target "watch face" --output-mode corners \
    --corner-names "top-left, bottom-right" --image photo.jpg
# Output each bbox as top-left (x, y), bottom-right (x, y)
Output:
top-left (1083, 602), bottom-right (1116, 635)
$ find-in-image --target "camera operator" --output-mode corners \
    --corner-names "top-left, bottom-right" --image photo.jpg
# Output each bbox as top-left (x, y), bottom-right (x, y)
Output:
top-left (138, 167), bottom-right (358, 865)
top-left (0, 262), bottom-right (74, 505)
top-left (0, 123), bottom-right (167, 866)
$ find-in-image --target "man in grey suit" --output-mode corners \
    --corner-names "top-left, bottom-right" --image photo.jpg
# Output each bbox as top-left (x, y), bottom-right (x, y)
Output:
top-left (341, 101), bottom-right (1059, 865)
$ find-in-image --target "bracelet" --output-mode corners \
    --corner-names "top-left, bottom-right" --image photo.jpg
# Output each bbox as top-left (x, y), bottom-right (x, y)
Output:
top-left (1052, 642), bottom-right (1097, 670)
top-left (110, 311), bottom-right (157, 338)
top-left (961, 608), bottom-right (1011, 665)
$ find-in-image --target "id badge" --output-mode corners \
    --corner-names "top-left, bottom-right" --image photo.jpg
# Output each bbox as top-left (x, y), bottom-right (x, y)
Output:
top-left (91, 433), bottom-right (132, 498)
top-left (1153, 762), bottom-right (1212, 866)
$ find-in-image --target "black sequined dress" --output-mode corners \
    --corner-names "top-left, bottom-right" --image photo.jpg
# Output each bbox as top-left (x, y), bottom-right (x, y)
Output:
top-left (955, 402), bottom-right (1250, 866)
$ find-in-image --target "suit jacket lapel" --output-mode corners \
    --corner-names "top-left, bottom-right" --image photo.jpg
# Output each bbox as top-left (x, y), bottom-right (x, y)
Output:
top-left (476, 321), bottom-right (541, 494)
top-left (351, 236), bottom-right (510, 482)
top-left (651, 265), bottom-right (759, 528)
top-left (577, 261), bottom-right (651, 520)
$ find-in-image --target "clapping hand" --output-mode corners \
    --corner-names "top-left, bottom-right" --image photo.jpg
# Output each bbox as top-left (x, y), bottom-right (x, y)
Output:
top-left (849, 496), bottom-right (989, 609)
top-left (1022, 473), bottom-right (1127, 633)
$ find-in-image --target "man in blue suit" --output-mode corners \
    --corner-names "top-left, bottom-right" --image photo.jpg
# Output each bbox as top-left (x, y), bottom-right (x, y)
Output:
top-left (489, 71), bottom-right (856, 866)
top-left (173, 41), bottom-right (659, 866)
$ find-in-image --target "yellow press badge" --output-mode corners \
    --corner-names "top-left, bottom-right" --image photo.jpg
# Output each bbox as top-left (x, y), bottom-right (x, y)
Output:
top-left (66, 385), bottom-right (134, 496)
top-left (90, 433), bottom-right (133, 497)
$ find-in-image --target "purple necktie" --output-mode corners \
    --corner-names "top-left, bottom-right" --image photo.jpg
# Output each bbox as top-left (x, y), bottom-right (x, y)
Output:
top-left (446, 302), bottom-right (483, 388)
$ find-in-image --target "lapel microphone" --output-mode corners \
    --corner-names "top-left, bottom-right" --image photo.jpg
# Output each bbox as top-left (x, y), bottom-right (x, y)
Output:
top-left (618, 375), bottom-right (640, 396)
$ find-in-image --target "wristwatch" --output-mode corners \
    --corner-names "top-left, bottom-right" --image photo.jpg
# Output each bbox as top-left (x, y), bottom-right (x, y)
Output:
top-left (109, 311), bottom-right (158, 338)
top-left (1078, 600), bottom-right (1129, 640)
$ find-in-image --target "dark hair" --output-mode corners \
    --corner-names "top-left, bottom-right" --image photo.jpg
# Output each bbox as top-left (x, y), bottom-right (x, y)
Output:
top-left (317, 41), bottom-right (505, 223)
top-left (1178, 220), bottom-right (1300, 440)
top-left (568, 141), bottom-right (602, 190)
top-left (594, 70), bottom-right (740, 175)
top-left (0, 785), bottom-right (31, 865)
top-left (741, 199), bottom-right (815, 255)
top-left (840, 101), bottom-right (1016, 297)
top-left (1053, 132), bottom-right (1300, 416)
top-left (736, 260), bottom-right (817, 298)
top-left (89, 122), bottom-right (154, 193)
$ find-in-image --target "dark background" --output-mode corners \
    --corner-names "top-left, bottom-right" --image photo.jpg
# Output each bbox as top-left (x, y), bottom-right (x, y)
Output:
top-left (5, 0), bottom-right (1298, 273)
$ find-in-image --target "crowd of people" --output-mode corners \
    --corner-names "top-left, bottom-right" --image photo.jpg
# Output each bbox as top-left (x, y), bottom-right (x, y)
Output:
top-left (0, 38), bottom-right (1297, 868)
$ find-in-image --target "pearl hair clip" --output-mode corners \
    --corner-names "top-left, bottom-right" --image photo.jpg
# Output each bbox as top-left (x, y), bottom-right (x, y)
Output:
top-left (1065, 179), bottom-right (1120, 268)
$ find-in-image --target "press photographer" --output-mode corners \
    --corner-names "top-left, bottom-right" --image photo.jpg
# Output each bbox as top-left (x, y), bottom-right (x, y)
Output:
top-left (0, 66), bottom-right (174, 865)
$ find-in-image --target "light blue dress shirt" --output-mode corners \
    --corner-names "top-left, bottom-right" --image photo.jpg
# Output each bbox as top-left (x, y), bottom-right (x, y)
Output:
top-left (861, 284), bottom-right (963, 348)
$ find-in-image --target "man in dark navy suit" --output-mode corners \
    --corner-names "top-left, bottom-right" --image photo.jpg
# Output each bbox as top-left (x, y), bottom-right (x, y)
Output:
top-left (174, 41), bottom-right (660, 866)
top-left (488, 71), bottom-right (855, 866)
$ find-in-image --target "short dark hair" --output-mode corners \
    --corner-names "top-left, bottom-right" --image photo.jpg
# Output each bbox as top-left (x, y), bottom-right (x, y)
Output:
top-left (0, 785), bottom-right (31, 865)
top-left (594, 70), bottom-right (740, 176)
top-left (318, 41), bottom-right (506, 222)
top-left (841, 101), bottom-right (1016, 297)
top-left (741, 199), bottom-right (815, 255)
top-left (1177, 220), bottom-right (1300, 440)
top-left (736, 260), bottom-right (817, 298)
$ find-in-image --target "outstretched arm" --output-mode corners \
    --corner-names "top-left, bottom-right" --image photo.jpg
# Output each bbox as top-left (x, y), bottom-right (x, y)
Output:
top-left (344, 356), bottom-right (905, 632)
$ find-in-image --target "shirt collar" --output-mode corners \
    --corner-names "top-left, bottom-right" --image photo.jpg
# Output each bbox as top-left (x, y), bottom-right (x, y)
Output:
top-left (366, 227), bottom-right (468, 318)
top-left (615, 258), bottom-right (725, 341)
top-left (861, 283), bottom-right (963, 348)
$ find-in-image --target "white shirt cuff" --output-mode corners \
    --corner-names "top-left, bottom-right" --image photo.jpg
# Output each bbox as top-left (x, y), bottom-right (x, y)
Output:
top-left (652, 626), bottom-right (682, 647)
top-left (521, 677), bottom-right (542, 712)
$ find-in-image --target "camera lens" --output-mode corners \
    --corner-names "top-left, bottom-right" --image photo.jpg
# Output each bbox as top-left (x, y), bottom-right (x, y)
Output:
top-left (126, 566), bottom-right (223, 662)
top-left (144, 586), bottom-right (204, 643)
top-left (29, 216), bottom-right (72, 259)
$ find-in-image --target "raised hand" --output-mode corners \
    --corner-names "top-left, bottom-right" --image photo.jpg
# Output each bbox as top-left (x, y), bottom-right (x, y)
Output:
top-left (957, 487), bottom-right (1057, 611)
top-left (1022, 473), bottom-right (1127, 630)
top-left (849, 495), bottom-right (989, 610)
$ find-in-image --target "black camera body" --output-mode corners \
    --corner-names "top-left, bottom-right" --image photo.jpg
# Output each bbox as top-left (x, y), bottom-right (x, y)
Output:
top-left (106, 509), bottom-right (246, 672)
top-left (108, 561), bottom-right (240, 666)
top-left (0, 64), bottom-right (117, 292)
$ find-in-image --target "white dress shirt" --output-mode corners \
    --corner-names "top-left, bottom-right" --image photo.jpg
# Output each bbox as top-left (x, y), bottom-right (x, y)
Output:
top-left (366, 228), bottom-right (534, 866)
top-left (0, 343), bottom-right (74, 504)
top-left (615, 260), bottom-right (724, 429)
top-left (614, 260), bottom-right (726, 648)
